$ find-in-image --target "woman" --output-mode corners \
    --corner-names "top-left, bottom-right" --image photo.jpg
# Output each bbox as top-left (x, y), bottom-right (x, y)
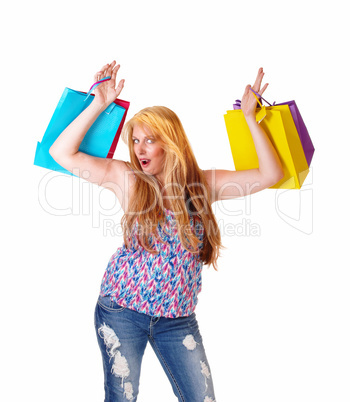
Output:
top-left (50, 61), bottom-right (283, 401)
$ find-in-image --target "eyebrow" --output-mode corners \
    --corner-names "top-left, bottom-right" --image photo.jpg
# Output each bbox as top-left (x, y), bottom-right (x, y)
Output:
top-left (131, 136), bottom-right (155, 140)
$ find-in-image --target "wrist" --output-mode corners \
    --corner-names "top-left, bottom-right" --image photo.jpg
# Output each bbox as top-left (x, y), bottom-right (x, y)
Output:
top-left (243, 113), bottom-right (257, 126)
top-left (91, 99), bottom-right (108, 113)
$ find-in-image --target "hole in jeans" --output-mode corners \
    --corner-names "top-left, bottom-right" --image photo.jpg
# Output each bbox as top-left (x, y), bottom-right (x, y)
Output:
top-left (98, 323), bottom-right (135, 400)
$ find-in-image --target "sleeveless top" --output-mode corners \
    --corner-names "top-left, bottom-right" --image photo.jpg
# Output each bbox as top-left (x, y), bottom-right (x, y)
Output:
top-left (99, 209), bottom-right (204, 318)
top-left (99, 169), bottom-right (205, 318)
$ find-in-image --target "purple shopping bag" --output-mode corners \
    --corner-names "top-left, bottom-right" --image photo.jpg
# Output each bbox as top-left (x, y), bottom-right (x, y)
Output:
top-left (276, 100), bottom-right (314, 166)
top-left (233, 89), bottom-right (315, 166)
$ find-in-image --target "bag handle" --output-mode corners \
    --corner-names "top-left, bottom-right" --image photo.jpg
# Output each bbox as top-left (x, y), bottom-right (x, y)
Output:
top-left (249, 87), bottom-right (273, 106)
top-left (233, 87), bottom-right (274, 110)
top-left (84, 76), bottom-right (111, 100)
top-left (83, 76), bottom-right (118, 114)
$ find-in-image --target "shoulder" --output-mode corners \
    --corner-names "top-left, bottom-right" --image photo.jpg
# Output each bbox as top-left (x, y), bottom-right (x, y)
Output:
top-left (104, 160), bottom-right (136, 182)
top-left (202, 169), bottom-right (212, 183)
top-left (101, 160), bottom-right (137, 212)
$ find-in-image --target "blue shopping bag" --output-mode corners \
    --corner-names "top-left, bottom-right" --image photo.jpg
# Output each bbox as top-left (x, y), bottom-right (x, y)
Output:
top-left (34, 77), bottom-right (130, 176)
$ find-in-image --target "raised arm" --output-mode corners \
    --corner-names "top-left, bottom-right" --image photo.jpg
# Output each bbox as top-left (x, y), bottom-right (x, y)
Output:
top-left (204, 68), bottom-right (284, 203)
top-left (49, 62), bottom-right (134, 208)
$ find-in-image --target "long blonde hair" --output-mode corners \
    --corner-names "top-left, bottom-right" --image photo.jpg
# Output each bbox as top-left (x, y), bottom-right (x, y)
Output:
top-left (121, 106), bottom-right (224, 270)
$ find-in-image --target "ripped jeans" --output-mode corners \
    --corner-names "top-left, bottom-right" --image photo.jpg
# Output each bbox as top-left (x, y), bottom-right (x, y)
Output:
top-left (94, 295), bottom-right (216, 402)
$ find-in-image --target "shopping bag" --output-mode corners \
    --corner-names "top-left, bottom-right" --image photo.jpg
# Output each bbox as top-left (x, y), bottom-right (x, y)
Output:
top-left (224, 91), bottom-right (309, 189)
top-left (34, 77), bottom-right (130, 176)
top-left (233, 90), bottom-right (315, 166)
top-left (277, 100), bottom-right (314, 166)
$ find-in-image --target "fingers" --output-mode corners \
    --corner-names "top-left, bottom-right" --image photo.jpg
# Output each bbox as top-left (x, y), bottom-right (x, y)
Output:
top-left (94, 70), bottom-right (103, 82)
top-left (241, 69), bottom-right (268, 117)
top-left (115, 79), bottom-right (125, 97)
top-left (109, 62), bottom-right (121, 85)
top-left (243, 84), bottom-right (251, 96)
top-left (94, 61), bottom-right (121, 84)
top-left (259, 82), bottom-right (269, 96)
top-left (94, 61), bottom-right (116, 80)
top-left (98, 63), bottom-right (109, 79)
top-left (108, 62), bottom-right (123, 96)
top-left (94, 64), bottom-right (108, 82)
top-left (252, 67), bottom-right (264, 92)
top-left (93, 61), bottom-right (125, 99)
top-left (106, 61), bottom-right (117, 78)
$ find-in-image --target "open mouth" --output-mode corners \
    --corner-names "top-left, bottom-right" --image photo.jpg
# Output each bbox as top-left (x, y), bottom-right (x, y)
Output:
top-left (140, 159), bottom-right (151, 167)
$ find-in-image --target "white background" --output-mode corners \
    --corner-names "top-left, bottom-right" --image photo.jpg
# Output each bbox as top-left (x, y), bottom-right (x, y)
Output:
top-left (1, 0), bottom-right (349, 401)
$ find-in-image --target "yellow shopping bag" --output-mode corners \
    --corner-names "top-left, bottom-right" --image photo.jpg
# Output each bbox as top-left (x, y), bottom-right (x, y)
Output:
top-left (224, 104), bottom-right (309, 189)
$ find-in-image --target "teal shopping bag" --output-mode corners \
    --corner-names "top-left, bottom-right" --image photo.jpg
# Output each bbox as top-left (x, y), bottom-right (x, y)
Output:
top-left (34, 77), bottom-right (130, 176)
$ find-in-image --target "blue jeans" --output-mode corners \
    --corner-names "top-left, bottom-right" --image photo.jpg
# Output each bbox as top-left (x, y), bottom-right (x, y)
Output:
top-left (94, 295), bottom-right (216, 402)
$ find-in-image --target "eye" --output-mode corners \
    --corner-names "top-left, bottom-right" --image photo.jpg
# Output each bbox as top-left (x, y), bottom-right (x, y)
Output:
top-left (132, 138), bottom-right (155, 144)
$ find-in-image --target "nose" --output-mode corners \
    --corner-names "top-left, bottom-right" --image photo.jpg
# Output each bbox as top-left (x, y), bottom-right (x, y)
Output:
top-left (134, 141), bottom-right (146, 156)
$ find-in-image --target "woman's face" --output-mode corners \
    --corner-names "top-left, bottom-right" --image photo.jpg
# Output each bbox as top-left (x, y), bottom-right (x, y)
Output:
top-left (132, 124), bottom-right (166, 181)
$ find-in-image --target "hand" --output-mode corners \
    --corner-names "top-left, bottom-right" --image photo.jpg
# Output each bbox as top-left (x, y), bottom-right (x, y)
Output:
top-left (93, 61), bottom-right (125, 107)
top-left (241, 67), bottom-right (268, 119)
